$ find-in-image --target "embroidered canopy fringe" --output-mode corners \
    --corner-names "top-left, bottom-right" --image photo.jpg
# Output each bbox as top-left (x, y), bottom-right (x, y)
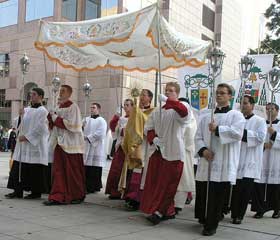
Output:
top-left (34, 4), bottom-right (211, 72)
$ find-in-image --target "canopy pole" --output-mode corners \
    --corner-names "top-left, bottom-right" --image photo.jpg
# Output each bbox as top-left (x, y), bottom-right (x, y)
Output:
top-left (154, 71), bottom-right (158, 107)
top-left (18, 54), bottom-right (30, 183)
top-left (156, 1), bottom-right (162, 119)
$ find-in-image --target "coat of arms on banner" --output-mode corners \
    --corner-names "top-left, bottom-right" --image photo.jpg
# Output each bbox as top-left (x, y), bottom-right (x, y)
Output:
top-left (245, 82), bottom-right (260, 103)
top-left (191, 89), bottom-right (208, 110)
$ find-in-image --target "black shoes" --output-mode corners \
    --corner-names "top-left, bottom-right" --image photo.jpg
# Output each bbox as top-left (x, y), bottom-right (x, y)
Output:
top-left (108, 195), bottom-right (121, 200)
top-left (43, 198), bottom-right (84, 206)
top-left (202, 228), bottom-right (216, 236)
top-left (70, 199), bottom-right (84, 204)
top-left (272, 211), bottom-right (280, 219)
top-left (5, 192), bottom-right (23, 199)
top-left (43, 200), bottom-right (64, 206)
top-left (185, 196), bottom-right (193, 205)
top-left (161, 214), bottom-right (176, 221)
top-left (5, 192), bottom-right (41, 199)
top-left (124, 202), bottom-right (139, 211)
top-left (146, 214), bottom-right (162, 225)
top-left (198, 218), bottom-right (206, 224)
top-left (232, 218), bottom-right (242, 224)
top-left (24, 193), bottom-right (41, 199)
top-left (254, 212), bottom-right (264, 219)
top-left (175, 207), bottom-right (182, 215)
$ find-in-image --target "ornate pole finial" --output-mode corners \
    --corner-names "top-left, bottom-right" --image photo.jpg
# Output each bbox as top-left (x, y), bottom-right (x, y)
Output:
top-left (83, 82), bottom-right (93, 97)
top-left (131, 87), bottom-right (140, 105)
top-left (83, 80), bottom-right (92, 117)
top-left (20, 53), bottom-right (30, 75)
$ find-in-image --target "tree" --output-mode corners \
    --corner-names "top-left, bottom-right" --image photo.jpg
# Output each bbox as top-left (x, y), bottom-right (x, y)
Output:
top-left (265, 0), bottom-right (280, 36)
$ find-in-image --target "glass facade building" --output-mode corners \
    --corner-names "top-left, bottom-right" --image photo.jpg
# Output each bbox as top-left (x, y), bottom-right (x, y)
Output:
top-left (0, 0), bottom-right (242, 127)
top-left (26, 0), bottom-right (54, 21)
top-left (0, 0), bottom-right (18, 28)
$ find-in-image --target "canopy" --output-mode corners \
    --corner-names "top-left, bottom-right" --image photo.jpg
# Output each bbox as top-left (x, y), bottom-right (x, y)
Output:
top-left (35, 4), bottom-right (211, 72)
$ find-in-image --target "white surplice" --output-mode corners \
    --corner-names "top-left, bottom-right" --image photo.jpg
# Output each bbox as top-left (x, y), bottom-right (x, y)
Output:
top-left (13, 106), bottom-right (49, 166)
top-left (105, 129), bottom-right (113, 156)
top-left (195, 109), bottom-right (246, 184)
top-left (144, 102), bottom-right (190, 162)
top-left (237, 115), bottom-right (267, 180)
top-left (175, 107), bottom-right (197, 208)
top-left (259, 120), bottom-right (280, 184)
top-left (83, 116), bottom-right (107, 167)
top-left (49, 102), bottom-right (84, 155)
top-left (114, 116), bottom-right (128, 151)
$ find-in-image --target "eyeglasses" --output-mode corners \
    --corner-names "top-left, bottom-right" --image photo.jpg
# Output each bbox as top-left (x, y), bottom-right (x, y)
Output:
top-left (216, 91), bottom-right (228, 95)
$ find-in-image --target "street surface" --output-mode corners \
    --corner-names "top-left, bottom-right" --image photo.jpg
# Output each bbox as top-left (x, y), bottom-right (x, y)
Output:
top-left (0, 152), bottom-right (280, 240)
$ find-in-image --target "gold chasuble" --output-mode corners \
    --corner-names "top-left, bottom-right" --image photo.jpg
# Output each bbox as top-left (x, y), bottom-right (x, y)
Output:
top-left (118, 106), bottom-right (154, 193)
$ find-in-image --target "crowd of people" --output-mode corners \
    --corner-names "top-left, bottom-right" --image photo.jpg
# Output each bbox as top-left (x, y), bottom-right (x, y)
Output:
top-left (3, 82), bottom-right (280, 236)
top-left (0, 126), bottom-right (16, 152)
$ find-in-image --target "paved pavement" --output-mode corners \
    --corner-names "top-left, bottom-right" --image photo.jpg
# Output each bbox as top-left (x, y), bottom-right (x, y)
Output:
top-left (0, 152), bottom-right (280, 240)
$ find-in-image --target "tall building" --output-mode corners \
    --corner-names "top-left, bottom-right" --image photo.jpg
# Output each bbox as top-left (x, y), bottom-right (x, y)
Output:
top-left (237, 0), bottom-right (273, 55)
top-left (0, 0), bottom-right (242, 127)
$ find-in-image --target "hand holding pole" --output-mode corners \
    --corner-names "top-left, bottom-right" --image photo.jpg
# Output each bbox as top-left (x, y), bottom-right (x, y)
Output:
top-left (205, 44), bottom-right (225, 219)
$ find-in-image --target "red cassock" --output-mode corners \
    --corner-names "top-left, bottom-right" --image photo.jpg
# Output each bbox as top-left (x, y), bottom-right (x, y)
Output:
top-left (124, 171), bottom-right (142, 202)
top-left (49, 145), bottom-right (85, 203)
top-left (140, 99), bottom-right (188, 216)
top-left (48, 100), bottom-right (85, 203)
top-left (140, 151), bottom-right (183, 216)
top-left (105, 115), bottom-right (125, 198)
top-left (105, 147), bottom-right (125, 198)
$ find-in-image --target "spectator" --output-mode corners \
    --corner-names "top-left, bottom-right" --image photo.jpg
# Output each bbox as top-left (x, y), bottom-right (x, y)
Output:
top-left (7, 128), bottom-right (17, 170)
top-left (2, 128), bottom-right (9, 152)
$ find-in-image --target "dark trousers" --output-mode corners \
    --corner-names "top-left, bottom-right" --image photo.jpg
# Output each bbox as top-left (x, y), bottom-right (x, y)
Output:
top-left (7, 160), bottom-right (48, 194)
top-left (231, 178), bottom-right (254, 219)
top-left (85, 166), bottom-right (103, 193)
top-left (195, 181), bottom-right (230, 231)
top-left (251, 183), bottom-right (280, 213)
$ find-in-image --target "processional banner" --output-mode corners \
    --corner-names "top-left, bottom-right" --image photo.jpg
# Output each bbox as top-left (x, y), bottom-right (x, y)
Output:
top-left (178, 54), bottom-right (276, 118)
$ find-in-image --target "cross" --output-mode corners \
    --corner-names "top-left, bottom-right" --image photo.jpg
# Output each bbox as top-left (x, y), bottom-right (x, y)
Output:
top-left (200, 92), bottom-right (207, 104)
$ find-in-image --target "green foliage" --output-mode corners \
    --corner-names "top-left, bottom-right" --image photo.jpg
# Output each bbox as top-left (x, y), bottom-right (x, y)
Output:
top-left (265, 0), bottom-right (280, 36)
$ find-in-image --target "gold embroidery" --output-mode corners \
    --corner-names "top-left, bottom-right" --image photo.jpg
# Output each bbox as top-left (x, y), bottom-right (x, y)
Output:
top-left (110, 49), bottom-right (136, 58)
top-left (34, 44), bottom-right (204, 72)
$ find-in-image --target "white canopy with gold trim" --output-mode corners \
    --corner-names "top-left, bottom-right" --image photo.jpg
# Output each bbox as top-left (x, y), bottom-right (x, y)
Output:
top-left (35, 4), bottom-right (211, 72)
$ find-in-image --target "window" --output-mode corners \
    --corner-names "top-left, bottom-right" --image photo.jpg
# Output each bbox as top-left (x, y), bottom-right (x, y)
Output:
top-left (62, 0), bottom-right (77, 21)
top-left (0, 90), bottom-right (11, 108)
top-left (26, 0), bottom-right (54, 22)
top-left (101, 0), bottom-right (118, 17)
top-left (85, 0), bottom-right (101, 20)
top-left (0, 0), bottom-right (18, 28)
top-left (0, 54), bottom-right (9, 78)
top-left (202, 4), bottom-right (215, 32)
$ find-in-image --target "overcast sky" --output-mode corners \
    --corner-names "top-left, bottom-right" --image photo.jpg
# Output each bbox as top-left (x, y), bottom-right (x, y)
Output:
top-left (237, 0), bottom-right (274, 53)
